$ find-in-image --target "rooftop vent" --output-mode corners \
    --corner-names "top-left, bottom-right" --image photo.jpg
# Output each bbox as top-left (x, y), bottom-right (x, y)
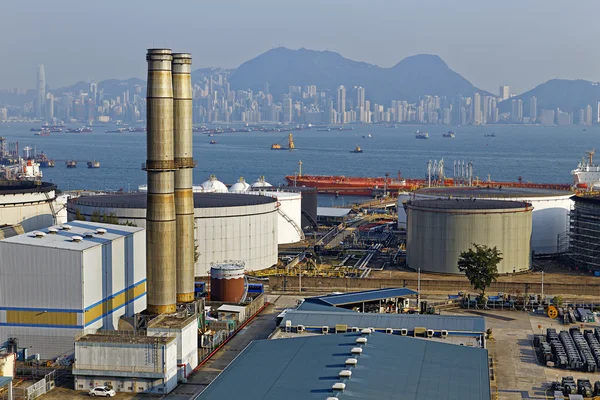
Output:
top-left (350, 347), bottom-right (363, 355)
top-left (339, 370), bottom-right (352, 379)
top-left (356, 337), bottom-right (367, 345)
top-left (60, 224), bottom-right (72, 231)
top-left (32, 231), bottom-right (46, 238)
top-left (83, 232), bottom-right (95, 238)
top-left (331, 382), bottom-right (346, 391)
top-left (47, 228), bottom-right (58, 234)
top-left (345, 358), bottom-right (358, 366)
top-left (95, 228), bottom-right (107, 235)
top-left (326, 398), bottom-right (339, 400)
top-left (71, 235), bottom-right (83, 243)
top-left (360, 328), bottom-right (372, 335)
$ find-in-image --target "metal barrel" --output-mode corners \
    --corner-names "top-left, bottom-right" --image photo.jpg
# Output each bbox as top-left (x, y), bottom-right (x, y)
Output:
top-left (172, 53), bottom-right (195, 303)
top-left (145, 48), bottom-right (177, 314)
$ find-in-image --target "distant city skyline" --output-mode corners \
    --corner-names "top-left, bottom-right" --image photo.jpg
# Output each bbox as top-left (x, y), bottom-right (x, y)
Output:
top-left (0, 0), bottom-right (599, 92)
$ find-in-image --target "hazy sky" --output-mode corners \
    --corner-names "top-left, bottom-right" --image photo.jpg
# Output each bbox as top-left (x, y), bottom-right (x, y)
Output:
top-left (2, 0), bottom-right (599, 94)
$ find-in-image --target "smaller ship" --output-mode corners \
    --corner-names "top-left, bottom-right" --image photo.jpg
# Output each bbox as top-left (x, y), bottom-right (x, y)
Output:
top-left (271, 133), bottom-right (296, 150)
top-left (36, 152), bottom-right (54, 168)
top-left (350, 145), bottom-right (363, 153)
top-left (81, 127), bottom-right (93, 133)
top-left (443, 131), bottom-right (456, 138)
top-left (66, 160), bottom-right (77, 168)
top-left (484, 132), bottom-right (496, 137)
top-left (362, 134), bottom-right (372, 138)
top-left (317, 128), bottom-right (331, 132)
top-left (30, 128), bottom-right (43, 132)
top-left (209, 140), bottom-right (217, 144)
top-left (66, 128), bottom-right (81, 133)
top-left (49, 128), bottom-right (62, 133)
top-left (87, 160), bottom-right (100, 168)
top-left (415, 130), bottom-right (429, 139)
top-left (128, 127), bottom-right (145, 132)
top-left (105, 128), bottom-right (128, 133)
top-left (208, 133), bottom-right (214, 137)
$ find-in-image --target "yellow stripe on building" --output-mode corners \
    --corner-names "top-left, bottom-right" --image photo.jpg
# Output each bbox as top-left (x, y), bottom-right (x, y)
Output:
top-left (6, 310), bottom-right (78, 326)
top-left (84, 281), bottom-right (146, 325)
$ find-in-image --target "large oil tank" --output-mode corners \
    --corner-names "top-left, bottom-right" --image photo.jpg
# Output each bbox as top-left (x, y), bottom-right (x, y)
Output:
top-left (280, 186), bottom-right (318, 229)
top-left (406, 199), bottom-right (533, 274)
top-left (210, 263), bottom-right (245, 303)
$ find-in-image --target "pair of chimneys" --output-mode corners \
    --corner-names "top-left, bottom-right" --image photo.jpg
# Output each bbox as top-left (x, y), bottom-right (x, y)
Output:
top-left (145, 49), bottom-right (195, 314)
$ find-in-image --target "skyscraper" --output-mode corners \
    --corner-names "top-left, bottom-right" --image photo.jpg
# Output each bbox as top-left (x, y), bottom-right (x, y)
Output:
top-left (499, 85), bottom-right (510, 101)
top-left (283, 96), bottom-right (293, 123)
top-left (529, 96), bottom-right (537, 122)
top-left (36, 64), bottom-right (46, 119)
top-left (511, 99), bottom-right (523, 122)
top-left (473, 93), bottom-right (481, 125)
top-left (337, 85), bottom-right (346, 117)
top-left (356, 86), bottom-right (365, 111)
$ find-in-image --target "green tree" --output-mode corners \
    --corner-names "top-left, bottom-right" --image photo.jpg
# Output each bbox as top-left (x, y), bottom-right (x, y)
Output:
top-left (74, 209), bottom-right (86, 221)
top-left (457, 244), bottom-right (503, 299)
top-left (90, 210), bottom-right (102, 222)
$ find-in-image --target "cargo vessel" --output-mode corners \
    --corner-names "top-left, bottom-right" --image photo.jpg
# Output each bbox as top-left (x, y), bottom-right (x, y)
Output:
top-left (572, 149), bottom-right (600, 190)
top-left (415, 130), bottom-right (429, 139)
top-left (87, 160), bottom-right (100, 168)
top-left (443, 131), bottom-right (455, 138)
top-left (350, 145), bottom-right (363, 153)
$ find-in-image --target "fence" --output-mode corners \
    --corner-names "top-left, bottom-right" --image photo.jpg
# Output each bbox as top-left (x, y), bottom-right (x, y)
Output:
top-left (13, 370), bottom-right (55, 400)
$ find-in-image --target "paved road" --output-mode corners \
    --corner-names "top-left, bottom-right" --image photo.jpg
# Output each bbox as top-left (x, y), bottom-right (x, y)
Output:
top-left (164, 301), bottom-right (280, 400)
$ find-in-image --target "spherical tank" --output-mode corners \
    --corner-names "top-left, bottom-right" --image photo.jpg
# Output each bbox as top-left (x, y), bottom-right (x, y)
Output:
top-left (406, 199), bottom-right (533, 274)
top-left (412, 186), bottom-right (573, 254)
top-left (210, 263), bottom-right (245, 303)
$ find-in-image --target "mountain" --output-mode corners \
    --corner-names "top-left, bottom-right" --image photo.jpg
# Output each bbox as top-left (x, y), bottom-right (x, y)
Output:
top-left (498, 79), bottom-right (600, 114)
top-left (228, 47), bottom-right (488, 103)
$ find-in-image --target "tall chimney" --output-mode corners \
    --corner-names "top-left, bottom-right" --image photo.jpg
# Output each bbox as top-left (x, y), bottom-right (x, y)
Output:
top-left (145, 49), bottom-right (177, 314)
top-left (172, 53), bottom-right (195, 303)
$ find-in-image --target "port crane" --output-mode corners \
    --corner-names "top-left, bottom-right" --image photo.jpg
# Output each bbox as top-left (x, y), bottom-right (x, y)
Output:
top-left (271, 133), bottom-right (296, 150)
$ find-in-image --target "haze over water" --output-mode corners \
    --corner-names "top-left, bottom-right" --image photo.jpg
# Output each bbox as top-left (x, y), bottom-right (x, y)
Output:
top-left (1, 123), bottom-right (598, 193)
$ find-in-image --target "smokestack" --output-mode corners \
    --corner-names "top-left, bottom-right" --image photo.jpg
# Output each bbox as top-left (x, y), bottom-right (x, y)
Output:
top-left (145, 49), bottom-right (177, 314)
top-left (172, 53), bottom-right (195, 303)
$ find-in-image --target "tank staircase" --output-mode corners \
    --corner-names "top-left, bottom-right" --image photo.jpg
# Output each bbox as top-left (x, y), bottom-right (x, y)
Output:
top-left (277, 208), bottom-right (305, 241)
top-left (300, 209), bottom-right (318, 229)
top-left (43, 190), bottom-right (57, 225)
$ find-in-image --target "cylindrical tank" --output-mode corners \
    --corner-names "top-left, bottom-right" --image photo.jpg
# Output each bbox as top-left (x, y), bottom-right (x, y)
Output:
top-left (279, 186), bottom-right (318, 229)
top-left (255, 190), bottom-right (302, 244)
top-left (412, 186), bottom-right (573, 254)
top-left (396, 191), bottom-right (411, 229)
top-left (406, 199), bottom-right (532, 274)
top-left (145, 48), bottom-right (177, 314)
top-left (210, 263), bottom-right (245, 303)
top-left (172, 52), bottom-right (195, 303)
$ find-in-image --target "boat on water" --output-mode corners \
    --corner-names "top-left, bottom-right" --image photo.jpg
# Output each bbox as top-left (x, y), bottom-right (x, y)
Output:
top-left (362, 134), bottom-right (372, 138)
top-left (81, 127), bottom-right (92, 133)
top-left (415, 130), bottom-right (429, 139)
top-left (271, 133), bottom-right (296, 150)
top-left (484, 133), bottom-right (496, 137)
top-left (49, 128), bottom-right (62, 133)
top-left (66, 160), bottom-right (77, 168)
top-left (572, 149), bottom-right (600, 190)
top-left (350, 145), bottom-right (363, 153)
top-left (128, 127), bottom-right (145, 132)
top-left (36, 152), bottom-right (54, 168)
top-left (209, 140), bottom-right (217, 145)
top-left (87, 160), bottom-right (100, 168)
top-left (317, 128), bottom-right (331, 132)
top-left (443, 131), bottom-right (456, 138)
top-left (105, 128), bottom-right (128, 133)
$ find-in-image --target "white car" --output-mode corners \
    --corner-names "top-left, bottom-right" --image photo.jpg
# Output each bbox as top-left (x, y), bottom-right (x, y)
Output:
top-left (89, 386), bottom-right (115, 397)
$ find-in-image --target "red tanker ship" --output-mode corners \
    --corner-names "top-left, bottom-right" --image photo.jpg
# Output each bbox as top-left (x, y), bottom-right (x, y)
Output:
top-left (285, 174), bottom-right (572, 197)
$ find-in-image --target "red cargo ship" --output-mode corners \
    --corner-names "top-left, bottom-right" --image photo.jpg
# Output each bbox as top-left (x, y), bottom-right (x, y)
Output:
top-left (285, 174), bottom-right (572, 196)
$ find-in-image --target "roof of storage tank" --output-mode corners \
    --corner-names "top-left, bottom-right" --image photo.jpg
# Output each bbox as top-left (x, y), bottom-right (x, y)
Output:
top-left (0, 181), bottom-right (56, 195)
top-left (415, 186), bottom-right (573, 198)
top-left (201, 177), bottom-right (228, 193)
top-left (70, 192), bottom-right (276, 208)
top-left (407, 199), bottom-right (530, 210)
top-left (229, 181), bottom-right (250, 192)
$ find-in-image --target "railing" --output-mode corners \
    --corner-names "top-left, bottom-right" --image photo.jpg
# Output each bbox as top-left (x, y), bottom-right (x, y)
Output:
top-left (73, 364), bottom-right (159, 374)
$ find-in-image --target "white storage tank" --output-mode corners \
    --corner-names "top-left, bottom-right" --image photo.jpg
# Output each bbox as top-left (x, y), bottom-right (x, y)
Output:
top-left (200, 175), bottom-right (228, 193)
top-left (0, 181), bottom-right (58, 232)
top-left (229, 177), bottom-right (251, 193)
top-left (250, 176), bottom-right (273, 189)
top-left (396, 191), bottom-right (411, 229)
top-left (255, 190), bottom-right (303, 244)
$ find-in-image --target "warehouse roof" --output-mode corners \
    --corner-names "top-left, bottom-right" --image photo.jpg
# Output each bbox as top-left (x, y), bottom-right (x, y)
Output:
top-left (317, 207), bottom-right (353, 217)
top-left (416, 186), bottom-right (573, 198)
top-left (147, 314), bottom-right (198, 329)
top-left (0, 221), bottom-right (143, 251)
top-left (296, 300), bottom-right (356, 313)
top-left (70, 192), bottom-right (277, 209)
top-left (197, 333), bottom-right (490, 400)
top-left (306, 287), bottom-right (418, 306)
top-left (75, 333), bottom-right (175, 345)
top-left (407, 199), bottom-right (530, 210)
top-left (281, 310), bottom-right (486, 333)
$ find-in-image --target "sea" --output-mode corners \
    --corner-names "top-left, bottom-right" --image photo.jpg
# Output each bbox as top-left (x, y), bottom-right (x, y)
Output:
top-left (1, 123), bottom-right (599, 206)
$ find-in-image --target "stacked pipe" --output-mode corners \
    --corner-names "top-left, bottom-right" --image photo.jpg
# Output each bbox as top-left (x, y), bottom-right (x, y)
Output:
top-left (172, 53), bottom-right (196, 303)
top-left (145, 49), bottom-right (177, 314)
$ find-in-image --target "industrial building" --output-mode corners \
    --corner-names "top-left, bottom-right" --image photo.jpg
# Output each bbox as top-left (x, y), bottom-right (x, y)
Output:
top-left (73, 333), bottom-right (178, 394)
top-left (147, 314), bottom-right (198, 381)
top-left (569, 196), bottom-right (600, 271)
top-left (0, 181), bottom-right (58, 232)
top-left (297, 288), bottom-right (418, 312)
top-left (0, 221), bottom-right (146, 359)
top-left (67, 192), bottom-right (278, 276)
top-left (278, 310), bottom-right (486, 347)
top-left (197, 333), bottom-right (490, 400)
top-left (406, 199), bottom-right (532, 274)
top-left (399, 186), bottom-right (573, 254)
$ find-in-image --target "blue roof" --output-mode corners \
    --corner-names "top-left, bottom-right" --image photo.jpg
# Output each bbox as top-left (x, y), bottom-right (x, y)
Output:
top-left (196, 333), bottom-right (490, 400)
top-left (281, 310), bottom-right (486, 333)
top-left (306, 287), bottom-right (418, 307)
top-left (296, 300), bottom-right (356, 313)
top-left (0, 377), bottom-right (11, 389)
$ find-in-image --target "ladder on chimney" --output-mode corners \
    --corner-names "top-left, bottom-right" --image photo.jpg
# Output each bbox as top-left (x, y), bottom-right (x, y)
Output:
top-left (277, 208), bottom-right (305, 241)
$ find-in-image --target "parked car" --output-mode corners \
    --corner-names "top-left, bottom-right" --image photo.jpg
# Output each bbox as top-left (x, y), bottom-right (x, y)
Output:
top-left (89, 386), bottom-right (115, 397)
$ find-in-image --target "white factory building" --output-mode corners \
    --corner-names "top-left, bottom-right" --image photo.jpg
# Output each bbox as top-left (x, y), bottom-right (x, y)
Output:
top-left (398, 187), bottom-right (574, 254)
top-left (0, 221), bottom-right (146, 359)
top-left (73, 333), bottom-right (178, 395)
top-left (67, 192), bottom-right (279, 276)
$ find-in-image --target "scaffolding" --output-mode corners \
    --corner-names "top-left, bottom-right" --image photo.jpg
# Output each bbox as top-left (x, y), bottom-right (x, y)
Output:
top-left (569, 197), bottom-right (600, 271)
